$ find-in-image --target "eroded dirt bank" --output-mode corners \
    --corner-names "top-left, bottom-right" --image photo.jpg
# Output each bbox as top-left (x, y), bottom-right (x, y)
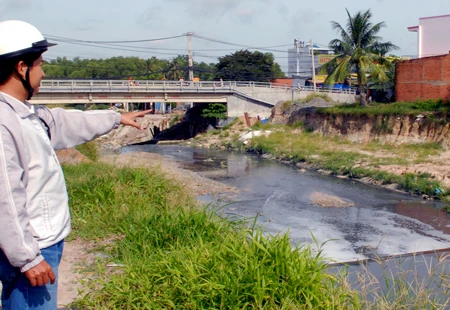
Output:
top-left (54, 107), bottom-right (450, 307)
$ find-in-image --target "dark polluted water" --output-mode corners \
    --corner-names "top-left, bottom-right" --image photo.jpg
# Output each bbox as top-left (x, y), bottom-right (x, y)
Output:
top-left (122, 144), bottom-right (450, 263)
top-left (122, 144), bottom-right (450, 301)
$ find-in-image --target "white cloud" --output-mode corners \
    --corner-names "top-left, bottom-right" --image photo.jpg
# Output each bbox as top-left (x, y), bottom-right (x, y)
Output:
top-left (137, 6), bottom-right (166, 28)
top-left (75, 18), bottom-right (103, 32)
top-left (1, 0), bottom-right (35, 11)
top-left (235, 7), bottom-right (264, 23)
top-left (164, 0), bottom-right (274, 19)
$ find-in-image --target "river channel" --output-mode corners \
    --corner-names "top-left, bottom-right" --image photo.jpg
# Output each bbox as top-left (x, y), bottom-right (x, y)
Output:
top-left (122, 144), bottom-right (450, 264)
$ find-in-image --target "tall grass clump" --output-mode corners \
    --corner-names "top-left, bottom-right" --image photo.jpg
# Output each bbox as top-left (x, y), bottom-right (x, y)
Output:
top-left (64, 163), bottom-right (358, 309)
top-left (318, 99), bottom-right (450, 117)
top-left (303, 93), bottom-right (332, 103)
top-left (336, 252), bottom-right (450, 309)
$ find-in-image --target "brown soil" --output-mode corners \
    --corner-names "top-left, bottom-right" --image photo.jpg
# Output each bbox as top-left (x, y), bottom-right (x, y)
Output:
top-left (310, 192), bottom-right (355, 208)
top-left (57, 240), bottom-right (94, 309)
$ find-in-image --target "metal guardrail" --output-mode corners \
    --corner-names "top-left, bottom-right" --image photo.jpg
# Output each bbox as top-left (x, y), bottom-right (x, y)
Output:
top-left (38, 79), bottom-right (356, 96)
top-left (38, 80), bottom-right (293, 93)
top-left (293, 85), bottom-right (357, 95)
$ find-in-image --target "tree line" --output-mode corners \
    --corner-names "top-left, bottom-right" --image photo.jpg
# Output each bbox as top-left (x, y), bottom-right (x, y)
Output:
top-left (42, 50), bottom-right (286, 82)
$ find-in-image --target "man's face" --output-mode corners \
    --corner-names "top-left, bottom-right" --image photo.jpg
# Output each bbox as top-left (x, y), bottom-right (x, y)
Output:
top-left (28, 55), bottom-right (45, 92)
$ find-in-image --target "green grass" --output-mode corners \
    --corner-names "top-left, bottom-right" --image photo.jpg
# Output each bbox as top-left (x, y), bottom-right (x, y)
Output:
top-left (303, 93), bottom-right (332, 103)
top-left (64, 163), bottom-right (358, 309)
top-left (75, 141), bottom-right (99, 162)
top-left (169, 115), bottom-right (181, 127)
top-left (222, 117), bottom-right (238, 130)
top-left (318, 99), bottom-right (450, 117)
top-left (248, 130), bottom-right (446, 198)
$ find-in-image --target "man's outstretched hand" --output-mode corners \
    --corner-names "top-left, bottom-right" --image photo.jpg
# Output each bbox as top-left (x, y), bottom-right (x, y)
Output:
top-left (120, 109), bottom-right (152, 130)
top-left (24, 260), bottom-right (56, 286)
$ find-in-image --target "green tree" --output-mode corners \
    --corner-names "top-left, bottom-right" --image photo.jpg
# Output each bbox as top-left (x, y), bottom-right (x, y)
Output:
top-left (216, 50), bottom-right (285, 82)
top-left (321, 9), bottom-right (398, 106)
top-left (201, 103), bottom-right (227, 119)
top-left (166, 56), bottom-right (187, 80)
top-left (194, 61), bottom-right (217, 81)
top-left (368, 55), bottom-right (402, 102)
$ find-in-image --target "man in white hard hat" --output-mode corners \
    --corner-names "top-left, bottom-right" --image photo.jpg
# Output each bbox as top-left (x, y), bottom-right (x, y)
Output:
top-left (0, 20), bottom-right (150, 309)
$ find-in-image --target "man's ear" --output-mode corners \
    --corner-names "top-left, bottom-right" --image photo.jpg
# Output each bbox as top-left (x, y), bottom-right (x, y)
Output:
top-left (15, 60), bottom-right (28, 79)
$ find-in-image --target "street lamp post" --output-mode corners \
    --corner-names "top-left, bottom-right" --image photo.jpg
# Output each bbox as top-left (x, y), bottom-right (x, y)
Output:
top-left (310, 39), bottom-right (316, 92)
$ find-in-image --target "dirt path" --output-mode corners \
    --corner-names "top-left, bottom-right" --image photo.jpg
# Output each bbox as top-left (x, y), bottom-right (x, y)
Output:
top-left (57, 240), bottom-right (91, 309)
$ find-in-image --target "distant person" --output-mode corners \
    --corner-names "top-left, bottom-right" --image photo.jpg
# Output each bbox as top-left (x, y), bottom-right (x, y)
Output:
top-left (220, 78), bottom-right (224, 87)
top-left (0, 20), bottom-right (151, 310)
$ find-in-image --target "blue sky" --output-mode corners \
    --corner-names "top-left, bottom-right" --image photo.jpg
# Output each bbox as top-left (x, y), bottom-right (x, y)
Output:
top-left (2, 0), bottom-right (449, 73)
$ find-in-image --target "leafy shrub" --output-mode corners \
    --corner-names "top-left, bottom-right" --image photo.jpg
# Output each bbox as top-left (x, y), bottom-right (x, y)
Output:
top-left (201, 103), bottom-right (227, 119)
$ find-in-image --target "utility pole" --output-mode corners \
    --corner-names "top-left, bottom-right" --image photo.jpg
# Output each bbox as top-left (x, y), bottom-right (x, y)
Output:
top-left (187, 32), bottom-right (194, 81)
top-left (310, 39), bottom-right (316, 92)
top-left (294, 39), bottom-right (300, 76)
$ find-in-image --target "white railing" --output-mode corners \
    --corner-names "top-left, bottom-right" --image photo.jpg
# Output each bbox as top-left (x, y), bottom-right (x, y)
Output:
top-left (38, 79), bottom-right (356, 95)
top-left (293, 85), bottom-right (357, 95)
top-left (38, 79), bottom-right (293, 93)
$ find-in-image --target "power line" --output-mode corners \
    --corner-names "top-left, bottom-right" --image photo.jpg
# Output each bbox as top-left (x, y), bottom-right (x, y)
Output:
top-left (48, 40), bottom-right (189, 57)
top-left (44, 34), bottom-right (186, 44)
top-left (192, 33), bottom-right (288, 53)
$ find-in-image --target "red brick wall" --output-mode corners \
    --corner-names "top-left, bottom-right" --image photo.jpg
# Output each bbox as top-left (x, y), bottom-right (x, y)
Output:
top-left (396, 52), bottom-right (450, 102)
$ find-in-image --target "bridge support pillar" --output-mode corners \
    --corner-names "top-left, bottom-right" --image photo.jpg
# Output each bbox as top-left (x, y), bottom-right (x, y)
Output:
top-left (227, 96), bottom-right (272, 119)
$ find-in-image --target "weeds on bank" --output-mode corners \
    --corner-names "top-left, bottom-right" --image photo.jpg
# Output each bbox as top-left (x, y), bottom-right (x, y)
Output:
top-left (249, 130), bottom-right (447, 198)
top-left (335, 252), bottom-right (450, 309)
top-left (318, 98), bottom-right (450, 117)
top-left (63, 163), bottom-right (358, 309)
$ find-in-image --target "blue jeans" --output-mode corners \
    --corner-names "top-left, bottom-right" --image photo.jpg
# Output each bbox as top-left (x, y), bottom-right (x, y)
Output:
top-left (0, 240), bottom-right (64, 310)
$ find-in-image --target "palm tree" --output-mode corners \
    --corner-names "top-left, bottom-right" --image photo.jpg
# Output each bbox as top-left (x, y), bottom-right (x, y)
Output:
top-left (166, 56), bottom-right (187, 81)
top-left (321, 9), bottom-right (398, 106)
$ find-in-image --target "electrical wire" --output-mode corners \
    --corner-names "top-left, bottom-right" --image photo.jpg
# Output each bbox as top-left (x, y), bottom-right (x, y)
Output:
top-left (192, 33), bottom-right (288, 53)
top-left (44, 34), bottom-right (186, 44)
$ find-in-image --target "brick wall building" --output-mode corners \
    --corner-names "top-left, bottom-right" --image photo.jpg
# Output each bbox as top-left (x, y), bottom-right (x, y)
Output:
top-left (395, 52), bottom-right (450, 102)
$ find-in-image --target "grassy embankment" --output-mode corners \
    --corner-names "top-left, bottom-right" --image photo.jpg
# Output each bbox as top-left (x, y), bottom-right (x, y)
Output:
top-left (66, 136), bottom-right (450, 309)
top-left (64, 162), bottom-right (357, 309)
top-left (199, 99), bottom-right (450, 200)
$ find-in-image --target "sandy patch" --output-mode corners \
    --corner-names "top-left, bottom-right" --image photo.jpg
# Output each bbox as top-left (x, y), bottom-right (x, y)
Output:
top-left (310, 192), bottom-right (355, 208)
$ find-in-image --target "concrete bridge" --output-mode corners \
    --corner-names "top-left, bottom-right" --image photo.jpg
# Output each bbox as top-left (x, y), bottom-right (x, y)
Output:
top-left (30, 80), bottom-right (356, 118)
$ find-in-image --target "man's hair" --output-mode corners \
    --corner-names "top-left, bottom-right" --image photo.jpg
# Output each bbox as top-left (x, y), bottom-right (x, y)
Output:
top-left (0, 52), bottom-right (43, 86)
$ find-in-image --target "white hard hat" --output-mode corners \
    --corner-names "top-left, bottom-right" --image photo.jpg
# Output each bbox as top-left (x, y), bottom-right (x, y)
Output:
top-left (0, 20), bottom-right (56, 60)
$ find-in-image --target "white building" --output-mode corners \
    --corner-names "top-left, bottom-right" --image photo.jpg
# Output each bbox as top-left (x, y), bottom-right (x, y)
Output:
top-left (408, 14), bottom-right (450, 58)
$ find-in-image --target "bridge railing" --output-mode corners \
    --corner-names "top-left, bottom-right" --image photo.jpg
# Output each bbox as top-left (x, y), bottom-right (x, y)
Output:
top-left (38, 79), bottom-right (293, 93)
top-left (292, 85), bottom-right (357, 95)
top-left (38, 79), bottom-right (355, 95)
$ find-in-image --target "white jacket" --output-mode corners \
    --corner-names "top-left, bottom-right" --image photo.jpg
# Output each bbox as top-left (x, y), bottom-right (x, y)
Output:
top-left (0, 92), bottom-right (121, 272)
